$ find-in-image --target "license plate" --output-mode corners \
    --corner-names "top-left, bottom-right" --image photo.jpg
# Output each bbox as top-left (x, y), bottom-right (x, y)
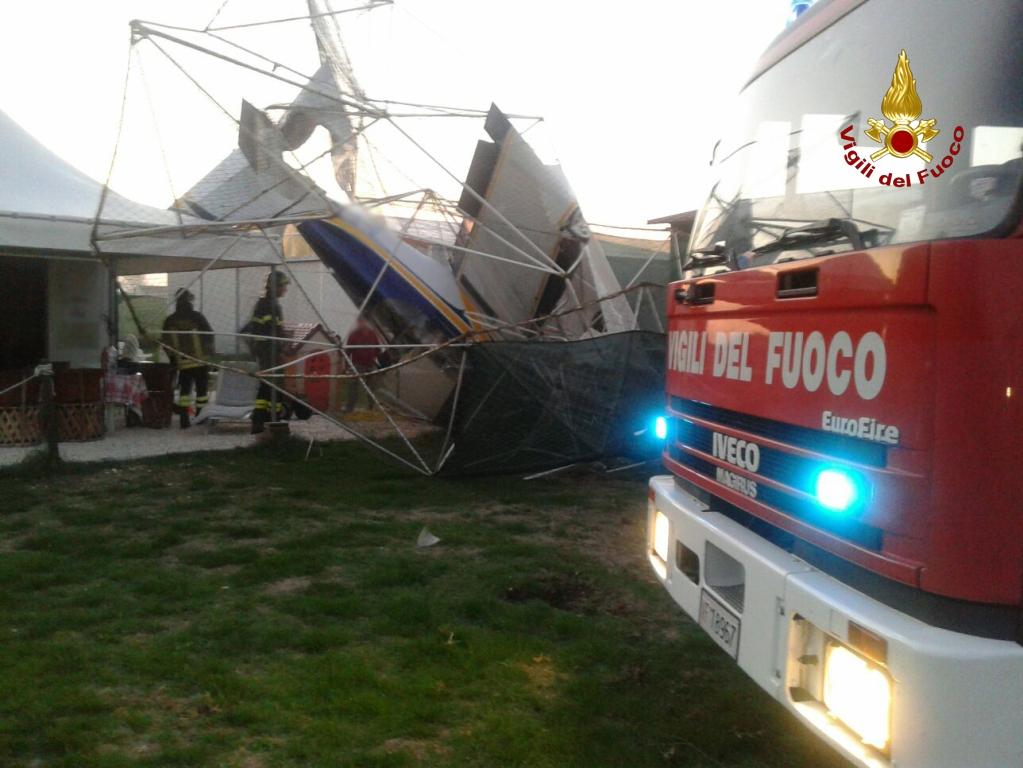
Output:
top-left (699, 590), bottom-right (741, 659)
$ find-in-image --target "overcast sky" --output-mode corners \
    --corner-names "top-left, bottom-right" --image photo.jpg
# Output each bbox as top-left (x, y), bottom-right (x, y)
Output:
top-left (0, 0), bottom-right (791, 230)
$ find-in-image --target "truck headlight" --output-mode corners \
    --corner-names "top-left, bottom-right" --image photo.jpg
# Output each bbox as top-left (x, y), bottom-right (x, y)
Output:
top-left (653, 510), bottom-right (670, 564)
top-left (822, 643), bottom-right (892, 750)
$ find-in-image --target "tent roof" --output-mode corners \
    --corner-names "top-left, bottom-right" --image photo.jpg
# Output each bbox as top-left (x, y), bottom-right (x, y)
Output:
top-left (0, 108), bottom-right (280, 273)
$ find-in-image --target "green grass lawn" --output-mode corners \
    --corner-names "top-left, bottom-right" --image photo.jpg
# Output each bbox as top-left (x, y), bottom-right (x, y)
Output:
top-left (0, 442), bottom-right (851, 768)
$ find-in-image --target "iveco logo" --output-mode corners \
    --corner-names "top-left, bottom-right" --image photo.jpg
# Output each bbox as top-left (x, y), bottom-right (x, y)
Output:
top-left (712, 432), bottom-right (761, 473)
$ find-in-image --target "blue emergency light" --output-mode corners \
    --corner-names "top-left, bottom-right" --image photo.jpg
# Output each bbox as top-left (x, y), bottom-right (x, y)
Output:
top-left (654, 416), bottom-right (668, 441)
top-left (814, 467), bottom-right (859, 513)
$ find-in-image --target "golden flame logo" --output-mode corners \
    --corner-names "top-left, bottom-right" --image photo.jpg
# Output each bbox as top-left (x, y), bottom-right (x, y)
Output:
top-left (881, 50), bottom-right (923, 123)
top-left (864, 50), bottom-right (939, 162)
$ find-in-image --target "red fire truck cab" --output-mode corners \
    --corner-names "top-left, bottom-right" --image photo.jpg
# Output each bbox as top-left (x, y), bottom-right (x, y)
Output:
top-left (647, 1), bottom-right (1023, 766)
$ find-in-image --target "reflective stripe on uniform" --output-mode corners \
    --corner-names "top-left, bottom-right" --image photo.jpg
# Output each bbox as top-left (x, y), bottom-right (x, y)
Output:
top-left (254, 399), bottom-right (271, 411)
top-left (178, 395), bottom-right (194, 407)
top-left (196, 395), bottom-right (209, 405)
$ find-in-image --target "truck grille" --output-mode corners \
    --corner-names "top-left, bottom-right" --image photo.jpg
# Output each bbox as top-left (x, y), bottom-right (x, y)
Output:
top-left (667, 397), bottom-right (886, 552)
top-left (670, 397), bottom-right (888, 468)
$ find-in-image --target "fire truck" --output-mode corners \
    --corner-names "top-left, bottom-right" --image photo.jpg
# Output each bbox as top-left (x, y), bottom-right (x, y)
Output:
top-left (647, 1), bottom-right (1023, 766)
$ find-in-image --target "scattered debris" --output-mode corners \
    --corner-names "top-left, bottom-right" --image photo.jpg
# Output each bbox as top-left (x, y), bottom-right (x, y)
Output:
top-left (416, 527), bottom-right (441, 548)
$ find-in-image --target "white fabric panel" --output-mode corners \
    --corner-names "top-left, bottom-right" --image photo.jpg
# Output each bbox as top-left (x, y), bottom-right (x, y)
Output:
top-left (0, 108), bottom-right (280, 271)
top-left (178, 101), bottom-right (329, 222)
top-left (461, 131), bottom-right (564, 324)
top-left (0, 108), bottom-right (182, 228)
top-left (577, 238), bottom-right (634, 333)
top-left (277, 62), bottom-right (358, 197)
top-left (459, 114), bottom-right (633, 333)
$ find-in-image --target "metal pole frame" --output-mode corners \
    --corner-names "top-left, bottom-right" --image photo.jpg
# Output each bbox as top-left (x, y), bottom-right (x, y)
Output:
top-left (269, 266), bottom-right (280, 422)
top-left (259, 230), bottom-right (434, 475)
top-left (434, 348), bottom-right (467, 473)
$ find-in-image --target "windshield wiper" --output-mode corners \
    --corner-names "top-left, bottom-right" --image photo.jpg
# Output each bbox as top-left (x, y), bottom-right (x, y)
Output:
top-left (750, 218), bottom-right (880, 257)
top-left (681, 243), bottom-right (735, 273)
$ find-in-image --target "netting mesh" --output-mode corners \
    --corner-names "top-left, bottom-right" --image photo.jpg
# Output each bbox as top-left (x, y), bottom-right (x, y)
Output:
top-left (441, 332), bottom-right (666, 476)
top-left (102, 0), bottom-right (672, 476)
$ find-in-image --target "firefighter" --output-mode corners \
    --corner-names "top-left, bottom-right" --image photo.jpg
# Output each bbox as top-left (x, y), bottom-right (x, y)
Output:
top-left (246, 271), bottom-right (289, 434)
top-left (161, 288), bottom-right (214, 429)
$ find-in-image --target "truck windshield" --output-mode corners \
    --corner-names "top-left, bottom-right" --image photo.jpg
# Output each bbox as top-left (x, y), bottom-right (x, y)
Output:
top-left (690, 0), bottom-right (1023, 268)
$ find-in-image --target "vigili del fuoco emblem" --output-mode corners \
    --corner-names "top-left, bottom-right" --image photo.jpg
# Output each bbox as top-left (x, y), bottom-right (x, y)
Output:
top-left (864, 49), bottom-right (939, 162)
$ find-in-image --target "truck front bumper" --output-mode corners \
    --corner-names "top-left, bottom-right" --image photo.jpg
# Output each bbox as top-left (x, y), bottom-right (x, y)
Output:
top-left (648, 474), bottom-right (1023, 768)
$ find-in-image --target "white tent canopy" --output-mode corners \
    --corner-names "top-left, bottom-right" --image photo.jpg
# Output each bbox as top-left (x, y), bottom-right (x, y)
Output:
top-left (0, 108), bottom-right (279, 274)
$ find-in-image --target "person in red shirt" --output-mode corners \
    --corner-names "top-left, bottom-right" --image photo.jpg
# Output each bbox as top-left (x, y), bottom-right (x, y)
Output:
top-left (343, 318), bottom-right (383, 412)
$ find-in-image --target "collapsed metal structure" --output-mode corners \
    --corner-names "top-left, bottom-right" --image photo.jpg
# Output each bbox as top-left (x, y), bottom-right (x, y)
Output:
top-left (100, 0), bottom-right (670, 475)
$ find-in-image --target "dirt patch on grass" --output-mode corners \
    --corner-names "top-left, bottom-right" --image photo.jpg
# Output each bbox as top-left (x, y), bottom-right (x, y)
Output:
top-left (95, 685), bottom-right (232, 761)
top-left (225, 748), bottom-right (268, 768)
top-left (517, 655), bottom-right (563, 700)
top-left (168, 536), bottom-right (223, 554)
top-left (112, 687), bottom-right (221, 720)
top-left (501, 564), bottom-right (649, 624)
top-left (263, 576), bottom-right (311, 595)
top-left (381, 735), bottom-right (451, 761)
top-left (542, 505), bottom-right (650, 575)
top-left (97, 737), bottom-right (160, 760)
top-left (318, 565), bottom-right (356, 586)
top-left (0, 533), bottom-right (28, 552)
top-left (205, 564), bottom-right (243, 577)
top-left (503, 571), bottom-right (594, 613)
top-left (468, 498), bottom-right (652, 583)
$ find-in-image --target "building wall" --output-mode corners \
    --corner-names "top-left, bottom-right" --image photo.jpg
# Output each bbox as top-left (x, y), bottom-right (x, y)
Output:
top-left (47, 259), bottom-right (109, 368)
